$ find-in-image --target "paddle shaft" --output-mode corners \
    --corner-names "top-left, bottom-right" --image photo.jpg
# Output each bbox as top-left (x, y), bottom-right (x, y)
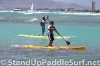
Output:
top-left (59, 34), bottom-right (67, 42)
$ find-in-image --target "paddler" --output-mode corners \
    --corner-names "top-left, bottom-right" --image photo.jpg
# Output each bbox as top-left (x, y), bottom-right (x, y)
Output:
top-left (47, 21), bottom-right (60, 46)
top-left (40, 16), bottom-right (49, 36)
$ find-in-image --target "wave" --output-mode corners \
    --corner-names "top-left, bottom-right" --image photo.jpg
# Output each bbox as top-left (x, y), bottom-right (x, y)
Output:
top-left (0, 17), bottom-right (38, 22)
top-left (60, 12), bottom-right (100, 16)
top-left (27, 18), bottom-right (38, 22)
top-left (0, 10), bottom-right (14, 13)
top-left (23, 11), bottom-right (51, 14)
top-left (0, 10), bottom-right (100, 16)
top-left (0, 18), bottom-right (4, 19)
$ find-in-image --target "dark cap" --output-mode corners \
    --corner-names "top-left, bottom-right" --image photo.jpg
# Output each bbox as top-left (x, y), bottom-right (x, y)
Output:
top-left (50, 21), bottom-right (54, 24)
top-left (43, 17), bottom-right (45, 20)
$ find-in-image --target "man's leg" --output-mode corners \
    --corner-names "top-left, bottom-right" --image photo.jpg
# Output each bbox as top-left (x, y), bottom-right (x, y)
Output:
top-left (42, 26), bottom-right (45, 36)
top-left (49, 40), bottom-right (53, 46)
top-left (42, 32), bottom-right (44, 36)
top-left (48, 33), bottom-right (54, 46)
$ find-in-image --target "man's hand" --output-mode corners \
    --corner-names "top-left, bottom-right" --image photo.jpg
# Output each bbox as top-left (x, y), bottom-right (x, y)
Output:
top-left (47, 15), bottom-right (49, 19)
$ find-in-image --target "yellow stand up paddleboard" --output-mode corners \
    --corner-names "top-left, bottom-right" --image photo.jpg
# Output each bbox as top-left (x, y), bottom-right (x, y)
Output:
top-left (21, 45), bottom-right (86, 50)
top-left (18, 34), bottom-right (76, 39)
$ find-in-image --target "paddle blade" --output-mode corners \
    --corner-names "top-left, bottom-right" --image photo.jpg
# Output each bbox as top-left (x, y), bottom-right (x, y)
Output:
top-left (66, 41), bottom-right (70, 46)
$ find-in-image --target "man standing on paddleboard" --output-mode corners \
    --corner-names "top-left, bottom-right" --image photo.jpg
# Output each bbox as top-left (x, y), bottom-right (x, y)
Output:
top-left (40, 16), bottom-right (48, 36)
top-left (48, 21), bottom-right (60, 46)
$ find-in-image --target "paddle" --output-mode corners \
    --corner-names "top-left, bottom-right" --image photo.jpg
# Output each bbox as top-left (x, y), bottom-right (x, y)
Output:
top-left (47, 15), bottom-right (51, 22)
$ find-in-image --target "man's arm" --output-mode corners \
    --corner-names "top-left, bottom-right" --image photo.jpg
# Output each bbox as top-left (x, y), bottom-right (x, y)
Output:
top-left (48, 27), bottom-right (54, 30)
top-left (45, 15), bottom-right (50, 24)
top-left (45, 21), bottom-right (50, 24)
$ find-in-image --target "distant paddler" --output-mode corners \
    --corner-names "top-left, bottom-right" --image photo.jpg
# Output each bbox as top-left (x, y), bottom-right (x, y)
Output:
top-left (40, 15), bottom-right (49, 36)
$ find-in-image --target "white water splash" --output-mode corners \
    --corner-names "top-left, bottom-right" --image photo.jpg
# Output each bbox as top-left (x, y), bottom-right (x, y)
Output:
top-left (0, 18), bottom-right (4, 19)
top-left (23, 11), bottom-right (33, 14)
top-left (59, 12), bottom-right (100, 16)
top-left (29, 18), bottom-right (38, 22)
top-left (10, 45), bottom-right (20, 48)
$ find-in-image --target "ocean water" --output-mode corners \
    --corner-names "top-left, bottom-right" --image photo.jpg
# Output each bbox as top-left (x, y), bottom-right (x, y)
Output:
top-left (0, 10), bottom-right (100, 66)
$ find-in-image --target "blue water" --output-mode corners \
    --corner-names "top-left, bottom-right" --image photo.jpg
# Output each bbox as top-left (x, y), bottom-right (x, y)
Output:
top-left (0, 10), bottom-right (100, 66)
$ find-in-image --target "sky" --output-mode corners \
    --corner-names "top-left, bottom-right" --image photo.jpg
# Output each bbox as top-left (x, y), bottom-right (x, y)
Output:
top-left (53, 0), bottom-right (100, 9)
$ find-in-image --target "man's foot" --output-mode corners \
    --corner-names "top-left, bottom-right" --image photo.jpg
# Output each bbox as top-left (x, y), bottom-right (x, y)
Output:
top-left (46, 45), bottom-right (53, 47)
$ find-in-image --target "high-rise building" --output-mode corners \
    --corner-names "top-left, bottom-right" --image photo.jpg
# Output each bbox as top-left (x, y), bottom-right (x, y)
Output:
top-left (92, 1), bottom-right (95, 11)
